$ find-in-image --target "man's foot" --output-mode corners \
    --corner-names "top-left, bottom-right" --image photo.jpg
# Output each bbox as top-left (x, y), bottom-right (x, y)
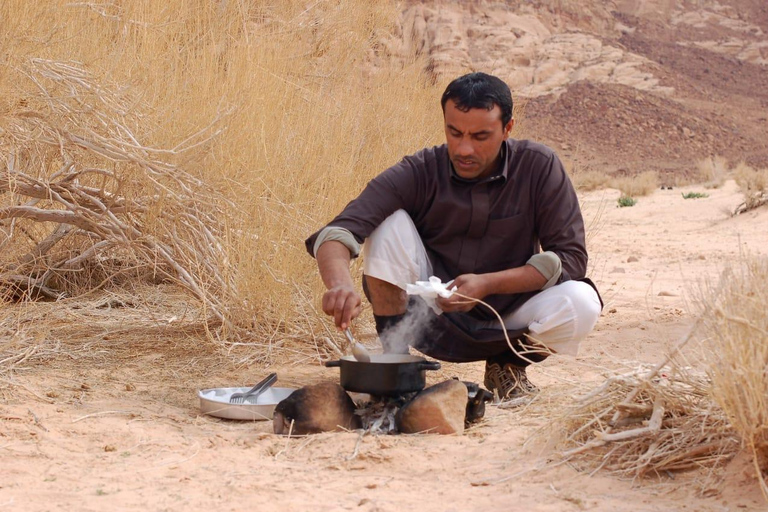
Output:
top-left (483, 362), bottom-right (539, 401)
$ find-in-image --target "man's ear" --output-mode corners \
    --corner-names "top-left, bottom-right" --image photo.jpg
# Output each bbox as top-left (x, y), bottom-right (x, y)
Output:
top-left (504, 118), bottom-right (515, 137)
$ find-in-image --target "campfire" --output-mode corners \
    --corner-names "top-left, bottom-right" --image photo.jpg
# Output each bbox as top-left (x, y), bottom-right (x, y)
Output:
top-left (271, 359), bottom-right (493, 436)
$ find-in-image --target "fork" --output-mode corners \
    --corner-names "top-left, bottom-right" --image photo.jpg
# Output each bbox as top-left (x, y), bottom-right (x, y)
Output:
top-left (229, 372), bottom-right (278, 404)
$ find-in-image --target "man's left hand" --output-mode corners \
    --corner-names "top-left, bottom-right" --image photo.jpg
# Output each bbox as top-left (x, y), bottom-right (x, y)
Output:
top-left (436, 273), bottom-right (491, 313)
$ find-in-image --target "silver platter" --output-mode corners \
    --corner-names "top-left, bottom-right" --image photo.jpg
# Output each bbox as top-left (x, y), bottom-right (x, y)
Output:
top-left (198, 386), bottom-right (296, 421)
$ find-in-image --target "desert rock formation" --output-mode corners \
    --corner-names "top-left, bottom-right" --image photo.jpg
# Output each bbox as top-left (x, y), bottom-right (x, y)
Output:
top-left (379, 0), bottom-right (768, 180)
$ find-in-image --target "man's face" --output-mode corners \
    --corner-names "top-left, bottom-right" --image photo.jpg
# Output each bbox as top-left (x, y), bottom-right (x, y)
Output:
top-left (443, 99), bottom-right (514, 180)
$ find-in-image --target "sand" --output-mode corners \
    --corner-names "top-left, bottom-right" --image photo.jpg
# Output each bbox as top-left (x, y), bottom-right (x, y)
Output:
top-left (2, 180), bottom-right (767, 511)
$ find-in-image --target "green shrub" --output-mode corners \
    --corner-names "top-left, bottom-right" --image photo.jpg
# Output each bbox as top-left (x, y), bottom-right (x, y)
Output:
top-left (617, 196), bottom-right (637, 208)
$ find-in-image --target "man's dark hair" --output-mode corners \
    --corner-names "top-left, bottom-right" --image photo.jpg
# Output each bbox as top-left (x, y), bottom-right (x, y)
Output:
top-left (440, 72), bottom-right (513, 127)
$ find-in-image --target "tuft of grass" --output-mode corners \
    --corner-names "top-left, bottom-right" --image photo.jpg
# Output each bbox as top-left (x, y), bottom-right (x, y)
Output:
top-left (698, 256), bottom-right (768, 496)
top-left (733, 162), bottom-right (768, 215)
top-left (697, 156), bottom-right (728, 188)
top-left (682, 192), bottom-right (709, 199)
top-left (617, 196), bottom-right (637, 208)
top-left (571, 169), bottom-right (612, 192)
top-left (610, 171), bottom-right (658, 198)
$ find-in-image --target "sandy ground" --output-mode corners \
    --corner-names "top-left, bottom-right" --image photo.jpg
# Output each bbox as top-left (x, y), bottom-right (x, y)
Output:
top-left (2, 180), bottom-right (768, 512)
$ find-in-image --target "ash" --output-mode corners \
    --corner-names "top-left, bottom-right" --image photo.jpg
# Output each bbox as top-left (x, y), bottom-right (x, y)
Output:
top-left (354, 393), bottom-right (415, 435)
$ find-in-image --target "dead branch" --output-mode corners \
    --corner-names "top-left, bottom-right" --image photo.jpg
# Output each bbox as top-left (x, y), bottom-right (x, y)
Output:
top-left (1, 59), bottom-right (237, 332)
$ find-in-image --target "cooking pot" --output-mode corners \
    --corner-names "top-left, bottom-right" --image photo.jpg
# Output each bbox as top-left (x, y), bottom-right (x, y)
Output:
top-left (324, 354), bottom-right (441, 396)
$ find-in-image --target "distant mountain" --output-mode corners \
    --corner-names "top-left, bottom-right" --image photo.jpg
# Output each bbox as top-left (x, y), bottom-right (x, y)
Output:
top-left (378, 0), bottom-right (768, 178)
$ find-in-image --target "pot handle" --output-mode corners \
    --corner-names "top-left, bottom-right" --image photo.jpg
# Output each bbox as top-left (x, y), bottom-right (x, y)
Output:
top-left (418, 361), bottom-right (441, 371)
top-left (324, 360), bottom-right (341, 368)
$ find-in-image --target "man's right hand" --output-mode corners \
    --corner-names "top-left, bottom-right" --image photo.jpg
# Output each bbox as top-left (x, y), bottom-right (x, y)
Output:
top-left (322, 285), bottom-right (361, 330)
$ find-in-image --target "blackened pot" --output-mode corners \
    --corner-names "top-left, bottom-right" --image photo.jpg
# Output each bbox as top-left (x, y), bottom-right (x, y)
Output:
top-left (325, 354), bottom-right (441, 396)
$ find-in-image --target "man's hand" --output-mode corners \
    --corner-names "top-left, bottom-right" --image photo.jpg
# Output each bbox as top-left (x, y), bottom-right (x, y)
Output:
top-left (316, 240), bottom-right (362, 330)
top-left (436, 273), bottom-right (490, 313)
top-left (436, 265), bottom-right (549, 313)
top-left (322, 284), bottom-right (362, 330)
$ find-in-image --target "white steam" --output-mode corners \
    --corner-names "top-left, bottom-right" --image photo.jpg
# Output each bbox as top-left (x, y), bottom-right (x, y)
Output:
top-left (379, 298), bottom-right (436, 354)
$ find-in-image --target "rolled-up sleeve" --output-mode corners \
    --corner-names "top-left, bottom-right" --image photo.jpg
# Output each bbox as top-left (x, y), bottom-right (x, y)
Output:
top-left (526, 251), bottom-right (562, 289)
top-left (305, 154), bottom-right (423, 258)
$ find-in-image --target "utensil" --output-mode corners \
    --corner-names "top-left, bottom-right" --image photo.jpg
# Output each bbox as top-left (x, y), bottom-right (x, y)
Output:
top-left (325, 354), bottom-right (441, 396)
top-left (229, 372), bottom-right (278, 404)
top-left (344, 328), bottom-right (371, 363)
top-left (199, 386), bottom-right (296, 421)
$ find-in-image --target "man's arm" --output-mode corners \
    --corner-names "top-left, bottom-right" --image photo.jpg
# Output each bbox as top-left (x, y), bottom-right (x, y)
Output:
top-left (316, 240), bottom-right (361, 329)
top-left (306, 150), bottom-right (430, 326)
top-left (437, 265), bottom-right (546, 313)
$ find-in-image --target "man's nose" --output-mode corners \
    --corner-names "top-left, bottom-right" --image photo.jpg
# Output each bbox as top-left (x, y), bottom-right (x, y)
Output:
top-left (456, 137), bottom-right (474, 156)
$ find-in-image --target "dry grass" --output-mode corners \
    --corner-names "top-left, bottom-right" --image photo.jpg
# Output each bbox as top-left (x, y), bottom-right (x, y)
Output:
top-left (547, 256), bottom-right (768, 500)
top-left (696, 156), bottom-right (729, 189)
top-left (0, 0), bottom-right (447, 361)
top-left (546, 343), bottom-right (738, 486)
top-left (560, 148), bottom-right (611, 193)
top-left (571, 170), bottom-right (611, 192)
top-left (733, 162), bottom-right (768, 214)
top-left (610, 171), bottom-right (658, 198)
top-left (697, 256), bottom-right (768, 497)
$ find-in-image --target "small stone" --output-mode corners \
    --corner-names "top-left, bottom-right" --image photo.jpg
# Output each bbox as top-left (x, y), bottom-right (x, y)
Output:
top-left (396, 379), bottom-right (468, 435)
top-left (627, 256), bottom-right (639, 263)
top-left (658, 291), bottom-right (678, 297)
top-left (104, 445), bottom-right (117, 452)
top-left (273, 382), bottom-right (360, 435)
top-left (125, 383), bottom-right (136, 392)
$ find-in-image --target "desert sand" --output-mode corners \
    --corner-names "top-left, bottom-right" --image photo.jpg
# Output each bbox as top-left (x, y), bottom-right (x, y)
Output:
top-left (2, 179), bottom-right (767, 512)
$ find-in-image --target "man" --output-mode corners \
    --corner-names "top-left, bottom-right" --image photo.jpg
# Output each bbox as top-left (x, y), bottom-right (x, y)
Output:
top-left (305, 72), bottom-right (602, 400)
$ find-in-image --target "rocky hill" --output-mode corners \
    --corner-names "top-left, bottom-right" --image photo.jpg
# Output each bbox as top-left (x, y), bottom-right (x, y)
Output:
top-left (380, 0), bottom-right (768, 182)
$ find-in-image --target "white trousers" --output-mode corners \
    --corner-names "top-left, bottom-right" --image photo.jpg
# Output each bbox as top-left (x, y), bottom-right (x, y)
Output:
top-left (362, 210), bottom-right (601, 356)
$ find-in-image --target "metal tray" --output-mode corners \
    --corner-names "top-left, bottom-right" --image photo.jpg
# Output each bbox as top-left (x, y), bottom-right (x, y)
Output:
top-left (198, 386), bottom-right (296, 421)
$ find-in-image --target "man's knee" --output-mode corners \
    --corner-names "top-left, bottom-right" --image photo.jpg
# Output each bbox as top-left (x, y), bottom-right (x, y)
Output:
top-left (363, 209), bottom-right (431, 289)
top-left (561, 280), bottom-right (602, 327)
top-left (365, 209), bottom-right (415, 251)
top-left (522, 280), bottom-right (600, 355)
top-left (546, 280), bottom-right (601, 341)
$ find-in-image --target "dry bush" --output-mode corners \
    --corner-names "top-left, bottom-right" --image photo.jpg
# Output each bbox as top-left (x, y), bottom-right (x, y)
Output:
top-left (698, 256), bottom-right (768, 496)
top-left (733, 162), bottom-right (768, 215)
top-left (547, 355), bottom-right (738, 483)
top-left (1, 60), bottom-right (234, 326)
top-left (571, 170), bottom-right (611, 192)
top-left (547, 257), bottom-right (768, 499)
top-left (697, 156), bottom-right (728, 188)
top-left (1, 0), bottom-right (446, 359)
top-left (696, 156), bottom-right (729, 189)
top-left (560, 149), bottom-right (611, 192)
top-left (610, 171), bottom-right (658, 198)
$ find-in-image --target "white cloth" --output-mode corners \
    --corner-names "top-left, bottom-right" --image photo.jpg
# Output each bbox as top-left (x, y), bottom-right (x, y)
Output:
top-left (405, 276), bottom-right (456, 315)
top-left (363, 209), bottom-right (601, 356)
